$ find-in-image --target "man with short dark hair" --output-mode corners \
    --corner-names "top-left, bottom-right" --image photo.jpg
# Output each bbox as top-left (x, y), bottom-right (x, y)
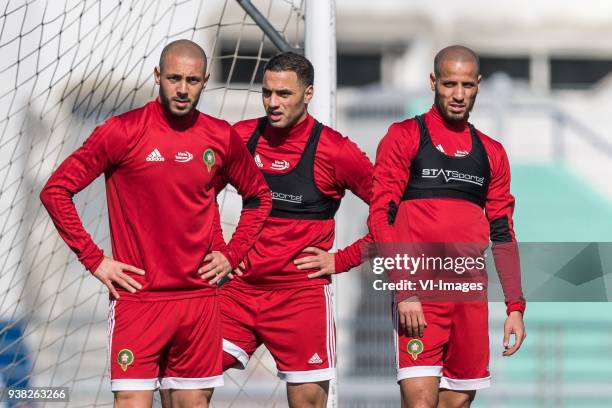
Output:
top-left (40, 39), bottom-right (271, 408)
top-left (369, 45), bottom-right (526, 408)
top-left (216, 52), bottom-right (373, 407)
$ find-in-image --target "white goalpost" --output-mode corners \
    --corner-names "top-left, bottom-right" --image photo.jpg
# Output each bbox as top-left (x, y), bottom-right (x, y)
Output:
top-left (304, 2), bottom-right (338, 407)
top-left (305, 0), bottom-right (336, 128)
top-left (0, 0), bottom-right (337, 406)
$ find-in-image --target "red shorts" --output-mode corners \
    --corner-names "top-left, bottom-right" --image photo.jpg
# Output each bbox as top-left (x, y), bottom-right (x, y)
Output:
top-left (219, 282), bottom-right (336, 383)
top-left (394, 302), bottom-right (490, 390)
top-left (108, 296), bottom-right (223, 391)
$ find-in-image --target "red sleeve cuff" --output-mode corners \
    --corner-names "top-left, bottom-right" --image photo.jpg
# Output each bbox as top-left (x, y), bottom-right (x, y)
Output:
top-left (211, 239), bottom-right (228, 253)
top-left (334, 252), bottom-right (348, 274)
top-left (220, 248), bottom-right (239, 270)
top-left (506, 301), bottom-right (526, 316)
top-left (83, 250), bottom-right (104, 273)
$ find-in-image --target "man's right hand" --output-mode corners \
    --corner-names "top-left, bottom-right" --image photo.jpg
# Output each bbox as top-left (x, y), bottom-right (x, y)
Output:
top-left (397, 297), bottom-right (427, 338)
top-left (92, 256), bottom-right (145, 299)
top-left (198, 251), bottom-right (232, 285)
top-left (228, 261), bottom-right (246, 280)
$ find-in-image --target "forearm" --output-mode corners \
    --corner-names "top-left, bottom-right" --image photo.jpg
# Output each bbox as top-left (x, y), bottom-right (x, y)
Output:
top-left (225, 200), bottom-right (271, 268)
top-left (40, 184), bottom-right (104, 272)
top-left (334, 232), bottom-right (373, 273)
top-left (210, 201), bottom-right (228, 253)
top-left (491, 240), bottom-right (525, 315)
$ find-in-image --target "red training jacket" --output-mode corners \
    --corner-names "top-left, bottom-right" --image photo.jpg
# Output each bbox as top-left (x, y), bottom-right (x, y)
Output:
top-left (215, 114), bottom-right (374, 289)
top-left (40, 99), bottom-right (271, 301)
top-left (369, 105), bottom-right (525, 315)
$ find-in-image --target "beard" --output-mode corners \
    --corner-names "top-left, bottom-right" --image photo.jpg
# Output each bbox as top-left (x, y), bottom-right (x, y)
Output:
top-left (159, 86), bottom-right (199, 117)
top-left (434, 92), bottom-right (476, 122)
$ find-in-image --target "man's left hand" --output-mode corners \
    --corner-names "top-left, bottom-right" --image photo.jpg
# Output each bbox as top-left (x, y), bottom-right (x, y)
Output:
top-left (198, 251), bottom-right (232, 284)
top-left (502, 311), bottom-right (526, 356)
top-left (294, 247), bottom-right (335, 278)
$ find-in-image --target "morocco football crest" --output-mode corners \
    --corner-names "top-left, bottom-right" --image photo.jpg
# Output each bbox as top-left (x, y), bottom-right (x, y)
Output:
top-left (203, 148), bottom-right (215, 172)
top-left (407, 339), bottom-right (424, 360)
top-left (117, 349), bottom-right (134, 372)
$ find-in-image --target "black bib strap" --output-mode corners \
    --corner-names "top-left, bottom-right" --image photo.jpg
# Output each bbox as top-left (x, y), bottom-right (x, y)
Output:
top-left (246, 117), bottom-right (268, 155)
top-left (269, 201), bottom-right (340, 220)
top-left (299, 120), bottom-right (324, 175)
top-left (415, 115), bottom-right (428, 147)
top-left (402, 189), bottom-right (486, 208)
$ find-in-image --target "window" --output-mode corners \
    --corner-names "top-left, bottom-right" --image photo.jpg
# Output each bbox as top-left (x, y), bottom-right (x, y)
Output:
top-left (337, 53), bottom-right (381, 87)
top-left (551, 58), bottom-right (612, 89)
top-left (480, 56), bottom-right (530, 80)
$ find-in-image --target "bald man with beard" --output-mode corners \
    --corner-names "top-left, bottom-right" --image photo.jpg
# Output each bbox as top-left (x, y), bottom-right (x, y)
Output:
top-left (40, 40), bottom-right (271, 407)
top-left (369, 45), bottom-right (526, 407)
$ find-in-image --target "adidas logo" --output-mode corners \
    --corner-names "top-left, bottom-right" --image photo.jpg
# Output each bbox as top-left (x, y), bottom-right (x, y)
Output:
top-left (308, 353), bottom-right (323, 365)
top-left (146, 148), bottom-right (165, 162)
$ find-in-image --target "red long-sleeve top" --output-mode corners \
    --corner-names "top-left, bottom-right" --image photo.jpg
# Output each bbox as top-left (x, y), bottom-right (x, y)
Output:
top-left (369, 105), bottom-right (525, 314)
top-left (215, 114), bottom-right (374, 288)
top-left (40, 99), bottom-right (271, 301)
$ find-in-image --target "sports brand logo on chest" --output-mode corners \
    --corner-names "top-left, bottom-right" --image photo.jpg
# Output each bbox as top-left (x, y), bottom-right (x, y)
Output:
top-left (131, 133), bottom-right (222, 193)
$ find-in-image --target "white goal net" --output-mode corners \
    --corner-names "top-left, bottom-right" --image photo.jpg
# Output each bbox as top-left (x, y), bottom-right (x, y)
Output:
top-left (0, 0), bottom-right (306, 406)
